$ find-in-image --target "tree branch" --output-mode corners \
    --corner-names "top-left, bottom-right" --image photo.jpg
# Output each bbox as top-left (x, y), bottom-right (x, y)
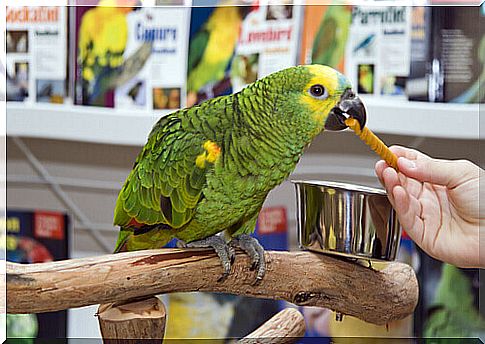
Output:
top-left (7, 249), bottom-right (418, 325)
top-left (239, 308), bottom-right (306, 343)
top-left (98, 297), bottom-right (166, 341)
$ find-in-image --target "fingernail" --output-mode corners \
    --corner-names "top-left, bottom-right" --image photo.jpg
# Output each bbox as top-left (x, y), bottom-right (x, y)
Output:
top-left (399, 157), bottom-right (416, 169)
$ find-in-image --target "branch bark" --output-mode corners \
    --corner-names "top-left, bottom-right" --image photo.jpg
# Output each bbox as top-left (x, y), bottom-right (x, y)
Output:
top-left (7, 249), bottom-right (418, 325)
top-left (98, 297), bottom-right (166, 342)
top-left (239, 308), bottom-right (306, 344)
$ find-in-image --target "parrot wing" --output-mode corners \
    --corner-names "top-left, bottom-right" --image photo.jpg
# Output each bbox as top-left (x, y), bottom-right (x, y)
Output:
top-left (114, 113), bottom-right (208, 230)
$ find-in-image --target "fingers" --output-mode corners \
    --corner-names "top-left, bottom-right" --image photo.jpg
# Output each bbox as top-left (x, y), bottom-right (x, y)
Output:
top-left (392, 185), bottom-right (412, 229)
top-left (389, 145), bottom-right (478, 188)
top-left (392, 185), bottom-right (424, 243)
top-left (375, 160), bottom-right (387, 186)
top-left (382, 165), bottom-right (400, 205)
top-left (389, 145), bottom-right (420, 160)
top-left (383, 169), bottom-right (425, 245)
top-left (375, 155), bottom-right (425, 245)
top-left (398, 156), bottom-right (476, 188)
top-left (376, 158), bottom-right (423, 201)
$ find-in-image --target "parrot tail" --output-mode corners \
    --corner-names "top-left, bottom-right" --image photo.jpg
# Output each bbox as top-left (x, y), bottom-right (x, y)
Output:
top-left (113, 228), bottom-right (132, 253)
top-left (113, 225), bottom-right (175, 253)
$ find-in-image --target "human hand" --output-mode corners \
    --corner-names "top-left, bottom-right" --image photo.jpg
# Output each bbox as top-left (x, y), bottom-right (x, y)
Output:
top-left (375, 146), bottom-right (483, 268)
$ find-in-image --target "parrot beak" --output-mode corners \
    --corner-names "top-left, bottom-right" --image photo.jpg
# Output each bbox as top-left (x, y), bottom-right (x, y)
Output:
top-left (324, 89), bottom-right (367, 131)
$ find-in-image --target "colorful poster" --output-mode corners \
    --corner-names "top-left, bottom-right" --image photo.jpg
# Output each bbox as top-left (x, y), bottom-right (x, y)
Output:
top-left (299, 4), bottom-right (352, 73)
top-left (187, 1), bottom-right (302, 106)
top-left (5, 210), bottom-right (70, 339)
top-left (344, 6), bottom-right (411, 98)
top-left (6, 6), bottom-right (68, 104)
top-left (74, 2), bottom-right (190, 110)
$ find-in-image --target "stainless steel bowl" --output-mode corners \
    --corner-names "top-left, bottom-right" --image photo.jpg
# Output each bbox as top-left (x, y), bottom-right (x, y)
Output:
top-left (293, 180), bottom-right (401, 262)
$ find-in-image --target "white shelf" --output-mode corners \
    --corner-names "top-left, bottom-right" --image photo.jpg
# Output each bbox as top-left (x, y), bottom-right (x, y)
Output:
top-left (363, 96), bottom-right (480, 140)
top-left (6, 98), bottom-right (481, 146)
top-left (7, 103), bottom-right (163, 146)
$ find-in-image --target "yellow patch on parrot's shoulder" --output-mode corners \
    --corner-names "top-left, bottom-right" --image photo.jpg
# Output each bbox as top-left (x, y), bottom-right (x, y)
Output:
top-left (195, 154), bottom-right (207, 168)
top-left (204, 140), bottom-right (221, 162)
top-left (196, 140), bottom-right (221, 168)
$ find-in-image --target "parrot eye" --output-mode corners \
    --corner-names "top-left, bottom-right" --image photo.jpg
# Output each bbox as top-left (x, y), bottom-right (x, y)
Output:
top-left (309, 84), bottom-right (328, 99)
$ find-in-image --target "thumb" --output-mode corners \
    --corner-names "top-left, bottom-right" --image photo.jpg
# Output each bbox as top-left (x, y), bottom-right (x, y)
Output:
top-left (397, 155), bottom-right (475, 188)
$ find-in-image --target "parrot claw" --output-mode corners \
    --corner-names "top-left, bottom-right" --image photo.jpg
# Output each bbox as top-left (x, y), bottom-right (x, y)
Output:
top-left (253, 275), bottom-right (263, 286)
top-left (230, 234), bottom-right (266, 283)
top-left (229, 246), bottom-right (236, 265)
top-left (217, 271), bottom-right (230, 283)
top-left (250, 260), bottom-right (258, 271)
top-left (183, 235), bottom-right (233, 281)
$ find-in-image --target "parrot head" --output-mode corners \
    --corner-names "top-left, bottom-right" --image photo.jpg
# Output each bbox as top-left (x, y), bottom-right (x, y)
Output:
top-left (263, 64), bottom-right (366, 138)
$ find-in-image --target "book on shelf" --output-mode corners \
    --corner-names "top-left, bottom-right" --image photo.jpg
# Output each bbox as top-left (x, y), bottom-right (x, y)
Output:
top-left (299, 4), bottom-right (352, 73)
top-left (408, 6), bottom-right (485, 103)
top-left (344, 6), bottom-right (412, 99)
top-left (6, 6), bottom-right (68, 104)
top-left (187, 0), bottom-right (302, 106)
top-left (73, 1), bottom-right (191, 110)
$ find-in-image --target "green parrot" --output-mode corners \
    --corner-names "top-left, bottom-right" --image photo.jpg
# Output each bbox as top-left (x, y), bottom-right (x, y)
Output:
top-left (424, 264), bottom-right (485, 339)
top-left (113, 64), bottom-right (366, 282)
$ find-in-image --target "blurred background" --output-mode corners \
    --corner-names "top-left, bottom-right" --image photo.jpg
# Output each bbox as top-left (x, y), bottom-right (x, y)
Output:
top-left (4, 0), bottom-right (484, 341)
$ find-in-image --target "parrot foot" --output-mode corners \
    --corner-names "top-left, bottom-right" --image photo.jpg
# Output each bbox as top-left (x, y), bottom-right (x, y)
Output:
top-left (230, 234), bottom-right (266, 285)
top-left (182, 235), bottom-right (235, 282)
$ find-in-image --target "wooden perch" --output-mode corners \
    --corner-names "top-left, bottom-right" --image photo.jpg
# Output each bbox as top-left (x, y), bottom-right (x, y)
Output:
top-left (7, 249), bottom-right (418, 325)
top-left (239, 308), bottom-right (306, 344)
top-left (98, 297), bottom-right (166, 342)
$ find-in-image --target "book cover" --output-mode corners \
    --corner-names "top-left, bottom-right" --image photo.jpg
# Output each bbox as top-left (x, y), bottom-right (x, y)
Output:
top-left (5, 210), bottom-right (70, 339)
top-left (115, 5), bottom-right (190, 112)
top-left (406, 7), bottom-right (433, 102)
top-left (407, 6), bottom-right (485, 103)
top-left (344, 6), bottom-right (412, 98)
top-left (299, 4), bottom-right (352, 73)
top-left (187, 0), bottom-right (302, 106)
top-left (6, 6), bottom-right (68, 104)
top-left (74, 1), bottom-right (190, 109)
top-left (431, 6), bottom-right (485, 103)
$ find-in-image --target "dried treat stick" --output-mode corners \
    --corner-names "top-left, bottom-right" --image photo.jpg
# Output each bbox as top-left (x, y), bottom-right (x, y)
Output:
top-left (345, 117), bottom-right (399, 171)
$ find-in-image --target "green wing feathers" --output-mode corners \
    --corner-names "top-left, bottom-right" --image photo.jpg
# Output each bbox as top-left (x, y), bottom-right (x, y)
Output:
top-left (113, 113), bottom-right (209, 236)
top-left (113, 227), bottom-right (175, 253)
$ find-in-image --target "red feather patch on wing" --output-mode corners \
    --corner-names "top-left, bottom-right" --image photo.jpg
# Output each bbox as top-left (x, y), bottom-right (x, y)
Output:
top-left (128, 218), bottom-right (146, 228)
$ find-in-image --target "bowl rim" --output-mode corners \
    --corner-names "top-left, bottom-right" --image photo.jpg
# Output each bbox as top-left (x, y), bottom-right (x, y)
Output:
top-left (291, 180), bottom-right (387, 195)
